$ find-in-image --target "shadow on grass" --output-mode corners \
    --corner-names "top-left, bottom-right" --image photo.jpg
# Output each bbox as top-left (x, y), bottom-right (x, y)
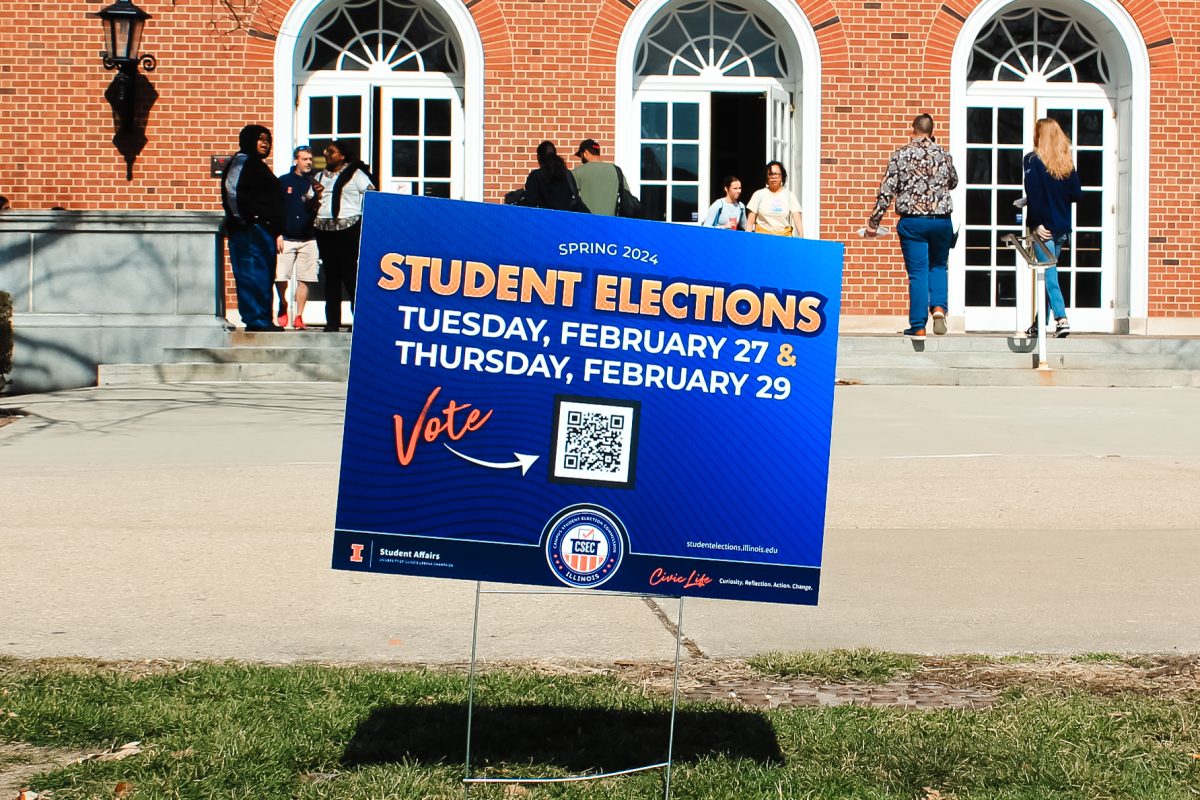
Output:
top-left (343, 703), bottom-right (783, 772)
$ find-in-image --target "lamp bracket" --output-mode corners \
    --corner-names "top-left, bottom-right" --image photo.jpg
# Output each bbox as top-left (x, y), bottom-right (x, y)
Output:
top-left (102, 53), bottom-right (156, 73)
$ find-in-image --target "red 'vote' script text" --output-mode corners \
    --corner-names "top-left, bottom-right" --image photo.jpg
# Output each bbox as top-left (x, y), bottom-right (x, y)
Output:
top-left (394, 386), bottom-right (493, 466)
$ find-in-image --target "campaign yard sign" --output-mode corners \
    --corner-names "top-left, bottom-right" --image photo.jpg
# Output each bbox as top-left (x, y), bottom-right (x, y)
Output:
top-left (332, 193), bottom-right (843, 605)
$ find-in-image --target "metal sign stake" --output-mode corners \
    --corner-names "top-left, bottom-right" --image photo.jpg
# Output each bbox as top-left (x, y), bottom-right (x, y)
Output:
top-left (463, 582), bottom-right (686, 799)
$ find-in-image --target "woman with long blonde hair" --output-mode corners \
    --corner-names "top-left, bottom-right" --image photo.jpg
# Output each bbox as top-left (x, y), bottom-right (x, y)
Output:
top-left (1023, 118), bottom-right (1082, 337)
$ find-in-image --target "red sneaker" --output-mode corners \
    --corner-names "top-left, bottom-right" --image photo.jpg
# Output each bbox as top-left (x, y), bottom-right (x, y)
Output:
top-left (293, 318), bottom-right (306, 330)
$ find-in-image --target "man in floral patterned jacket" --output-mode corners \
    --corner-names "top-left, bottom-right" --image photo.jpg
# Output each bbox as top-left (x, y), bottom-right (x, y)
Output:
top-left (866, 114), bottom-right (958, 340)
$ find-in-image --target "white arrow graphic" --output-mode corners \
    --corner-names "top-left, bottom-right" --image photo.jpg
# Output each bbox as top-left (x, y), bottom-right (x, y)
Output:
top-left (443, 444), bottom-right (539, 476)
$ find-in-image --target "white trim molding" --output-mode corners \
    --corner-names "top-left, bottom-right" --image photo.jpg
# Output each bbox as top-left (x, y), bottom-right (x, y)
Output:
top-left (950, 0), bottom-right (1151, 326)
top-left (614, 0), bottom-right (822, 237)
top-left (272, 0), bottom-right (485, 201)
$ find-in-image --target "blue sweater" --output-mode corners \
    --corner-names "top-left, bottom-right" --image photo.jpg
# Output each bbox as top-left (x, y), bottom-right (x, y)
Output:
top-left (278, 170), bottom-right (318, 240)
top-left (1023, 153), bottom-right (1082, 236)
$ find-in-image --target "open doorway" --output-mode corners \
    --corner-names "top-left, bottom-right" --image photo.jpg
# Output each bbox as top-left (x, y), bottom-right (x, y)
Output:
top-left (633, 88), bottom-right (787, 223)
top-left (710, 92), bottom-right (767, 202)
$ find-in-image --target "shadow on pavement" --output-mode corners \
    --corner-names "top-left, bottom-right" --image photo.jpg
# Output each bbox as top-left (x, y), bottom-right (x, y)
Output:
top-left (342, 702), bottom-right (783, 771)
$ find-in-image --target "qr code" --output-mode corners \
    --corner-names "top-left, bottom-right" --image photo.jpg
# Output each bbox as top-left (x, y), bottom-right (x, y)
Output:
top-left (550, 397), bottom-right (640, 488)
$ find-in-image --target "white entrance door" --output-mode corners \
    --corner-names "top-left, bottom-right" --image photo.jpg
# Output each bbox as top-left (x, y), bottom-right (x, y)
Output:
top-left (636, 91), bottom-right (710, 223)
top-left (379, 86), bottom-right (464, 199)
top-left (765, 84), bottom-right (793, 168)
top-left (295, 84), bottom-right (370, 327)
top-left (296, 84), bottom-right (369, 167)
top-left (959, 94), bottom-right (1116, 331)
top-left (294, 82), bottom-right (465, 325)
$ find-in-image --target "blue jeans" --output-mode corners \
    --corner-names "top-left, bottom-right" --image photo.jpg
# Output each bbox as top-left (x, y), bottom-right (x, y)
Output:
top-left (1032, 234), bottom-right (1069, 320)
top-left (228, 225), bottom-right (276, 330)
top-left (897, 216), bottom-right (953, 329)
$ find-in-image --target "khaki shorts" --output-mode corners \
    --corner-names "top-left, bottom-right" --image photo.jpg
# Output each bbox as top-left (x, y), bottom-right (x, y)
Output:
top-left (276, 239), bottom-right (319, 282)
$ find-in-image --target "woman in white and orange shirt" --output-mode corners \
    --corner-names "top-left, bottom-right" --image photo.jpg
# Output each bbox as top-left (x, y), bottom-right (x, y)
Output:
top-left (745, 161), bottom-right (803, 237)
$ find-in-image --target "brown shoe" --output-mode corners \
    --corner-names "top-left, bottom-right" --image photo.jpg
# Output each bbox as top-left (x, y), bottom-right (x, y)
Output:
top-left (930, 307), bottom-right (947, 335)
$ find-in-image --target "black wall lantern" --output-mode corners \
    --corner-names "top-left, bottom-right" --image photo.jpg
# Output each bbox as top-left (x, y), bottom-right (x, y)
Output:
top-left (96, 0), bottom-right (158, 179)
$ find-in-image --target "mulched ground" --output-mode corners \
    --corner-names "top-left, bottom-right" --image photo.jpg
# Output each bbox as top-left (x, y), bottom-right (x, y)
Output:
top-left (507, 654), bottom-right (1200, 710)
top-left (0, 742), bottom-right (90, 797)
top-left (14, 654), bottom-right (1198, 715)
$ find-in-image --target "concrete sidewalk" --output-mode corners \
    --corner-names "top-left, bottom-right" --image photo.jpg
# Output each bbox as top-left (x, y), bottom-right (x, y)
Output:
top-left (2, 383), bottom-right (1199, 663)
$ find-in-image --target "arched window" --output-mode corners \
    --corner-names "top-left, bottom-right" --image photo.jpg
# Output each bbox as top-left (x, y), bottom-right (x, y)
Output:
top-left (293, 0), bottom-right (468, 200)
top-left (302, 0), bottom-right (461, 74)
top-left (958, 6), bottom-right (1117, 332)
top-left (625, 0), bottom-right (801, 225)
top-left (968, 8), bottom-right (1108, 84)
top-left (275, 0), bottom-right (483, 326)
top-left (636, 0), bottom-right (787, 78)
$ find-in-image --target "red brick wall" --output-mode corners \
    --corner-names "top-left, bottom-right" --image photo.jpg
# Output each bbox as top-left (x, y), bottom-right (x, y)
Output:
top-left (1, 0), bottom-right (1194, 318)
top-left (825, 1), bottom-right (947, 317)
top-left (1145, 12), bottom-right (1194, 317)
top-left (0, 1), bottom-right (268, 211)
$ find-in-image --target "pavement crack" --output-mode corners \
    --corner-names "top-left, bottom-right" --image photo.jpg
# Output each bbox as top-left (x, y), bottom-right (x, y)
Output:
top-left (642, 597), bottom-right (706, 660)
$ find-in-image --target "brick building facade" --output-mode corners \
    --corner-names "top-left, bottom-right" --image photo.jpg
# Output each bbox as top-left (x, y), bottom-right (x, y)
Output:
top-left (2, 0), bottom-right (1196, 333)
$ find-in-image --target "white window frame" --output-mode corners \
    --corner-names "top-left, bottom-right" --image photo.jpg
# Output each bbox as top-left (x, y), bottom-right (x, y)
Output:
top-left (950, 0), bottom-right (1149, 331)
top-left (295, 81), bottom-right (370, 152)
top-left (273, 0), bottom-right (484, 201)
top-left (635, 89), bottom-right (711, 223)
top-left (960, 89), bottom-right (1116, 332)
top-left (615, 0), bottom-right (821, 237)
top-left (379, 86), bottom-right (465, 198)
top-left (766, 83), bottom-right (792, 168)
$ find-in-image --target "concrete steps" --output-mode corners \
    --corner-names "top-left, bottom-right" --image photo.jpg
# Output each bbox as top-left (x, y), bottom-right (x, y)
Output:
top-left (836, 365), bottom-right (1199, 387)
top-left (227, 330), bottom-right (353, 348)
top-left (99, 331), bottom-right (352, 385)
top-left (166, 346), bottom-right (351, 366)
top-left (99, 361), bottom-right (350, 384)
top-left (97, 331), bottom-right (1200, 387)
top-left (834, 334), bottom-right (1200, 386)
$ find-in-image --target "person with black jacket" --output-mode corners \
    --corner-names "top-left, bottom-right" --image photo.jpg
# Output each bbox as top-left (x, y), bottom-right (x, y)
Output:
top-left (221, 124), bottom-right (285, 332)
top-left (521, 141), bottom-right (587, 212)
top-left (1023, 117), bottom-right (1083, 339)
top-left (315, 140), bottom-right (375, 332)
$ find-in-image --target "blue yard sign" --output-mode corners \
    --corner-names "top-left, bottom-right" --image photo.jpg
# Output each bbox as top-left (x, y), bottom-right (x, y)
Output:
top-left (331, 193), bottom-right (843, 605)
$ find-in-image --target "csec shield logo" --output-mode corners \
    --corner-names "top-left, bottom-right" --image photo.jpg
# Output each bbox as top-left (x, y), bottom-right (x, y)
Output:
top-left (543, 504), bottom-right (627, 588)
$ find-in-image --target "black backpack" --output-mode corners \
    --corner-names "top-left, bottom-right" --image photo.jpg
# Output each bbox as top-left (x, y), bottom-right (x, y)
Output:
top-left (613, 165), bottom-right (642, 218)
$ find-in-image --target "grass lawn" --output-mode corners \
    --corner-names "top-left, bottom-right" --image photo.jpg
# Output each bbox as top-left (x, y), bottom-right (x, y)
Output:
top-left (1, 652), bottom-right (1198, 799)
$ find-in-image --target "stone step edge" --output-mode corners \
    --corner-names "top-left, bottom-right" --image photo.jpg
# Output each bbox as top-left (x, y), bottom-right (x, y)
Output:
top-left (98, 363), bottom-right (1200, 388)
top-left (98, 362), bottom-right (348, 385)
top-left (836, 367), bottom-right (1200, 388)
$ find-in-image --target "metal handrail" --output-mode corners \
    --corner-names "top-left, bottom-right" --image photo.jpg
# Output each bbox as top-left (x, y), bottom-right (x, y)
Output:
top-left (1000, 232), bottom-right (1053, 370)
top-left (1000, 233), bottom-right (1059, 268)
